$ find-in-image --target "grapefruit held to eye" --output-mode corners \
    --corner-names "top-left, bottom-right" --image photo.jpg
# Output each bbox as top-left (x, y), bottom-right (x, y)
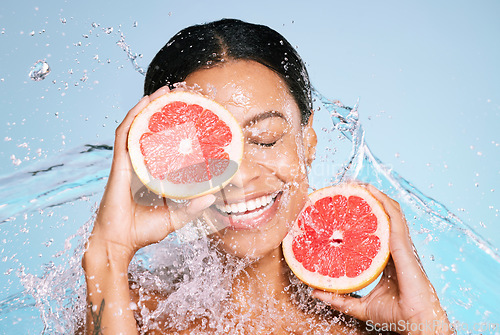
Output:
top-left (282, 184), bottom-right (390, 294)
top-left (127, 91), bottom-right (244, 200)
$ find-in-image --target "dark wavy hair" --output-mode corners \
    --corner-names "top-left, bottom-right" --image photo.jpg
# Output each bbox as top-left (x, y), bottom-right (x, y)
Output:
top-left (144, 18), bottom-right (312, 125)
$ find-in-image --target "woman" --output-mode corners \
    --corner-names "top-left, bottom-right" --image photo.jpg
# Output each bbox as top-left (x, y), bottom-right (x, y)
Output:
top-left (82, 19), bottom-right (453, 334)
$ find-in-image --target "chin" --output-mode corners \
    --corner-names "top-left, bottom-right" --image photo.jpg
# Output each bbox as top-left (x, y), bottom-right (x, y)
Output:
top-left (208, 212), bottom-right (295, 260)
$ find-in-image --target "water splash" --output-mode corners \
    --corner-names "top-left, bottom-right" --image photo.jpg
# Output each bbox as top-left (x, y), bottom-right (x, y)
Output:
top-left (116, 34), bottom-right (146, 76)
top-left (0, 144), bottom-right (112, 223)
top-left (0, 90), bottom-right (498, 333)
top-left (310, 89), bottom-right (500, 326)
top-left (29, 60), bottom-right (51, 81)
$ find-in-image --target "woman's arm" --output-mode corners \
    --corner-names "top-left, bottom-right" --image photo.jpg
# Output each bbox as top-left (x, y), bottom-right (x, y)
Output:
top-left (313, 184), bottom-right (454, 335)
top-left (82, 242), bottom-right (137, 334)
top-left (82, 87), bottom-right (215, 334)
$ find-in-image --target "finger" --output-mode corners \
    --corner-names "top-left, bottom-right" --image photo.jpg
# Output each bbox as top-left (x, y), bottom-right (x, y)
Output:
top-left (114, 95), bottom-right (151, 155)
top-left (312, 290), bottom-right (367, 321)
top-left (105, 95), bottom-right (152, 197)
top-left (148, 85), bottom-right (170, 101)
top-left (364, 185), bottom-right (429, 288)
top-left (169, 194), bottom-right (217, 230)
top-left (381, 256), bottom-right (398, 281)
top-left (114, 84), bottom-right (170, 157)
top-left (364, 185), bottom-right (413, 256)
top-left (109, 86), bottom-right (171, 194)
top-left (136, 193), bottom-right (216, 244)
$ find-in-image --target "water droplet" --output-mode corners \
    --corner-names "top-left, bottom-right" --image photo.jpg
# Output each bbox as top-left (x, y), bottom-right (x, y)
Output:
top-left (91, 22), bottom-right (99, 28)
top-left (10, 154), bottom-right (21, 166)
top-left (133, 21), bottom-right (138, 27)
top-left (30, 30), bottom-right (35, 36)
top-left (29, 60), bottom-right (51, 81)
top-left (60, 18), bottom-right (67, 24)
top-left (104, 27), bottom-right (113, 34)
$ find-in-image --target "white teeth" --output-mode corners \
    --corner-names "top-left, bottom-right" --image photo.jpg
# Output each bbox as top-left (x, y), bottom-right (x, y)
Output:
top-left (237, 202), bottom-right (247, 213)
top-left (246, 199), bottom-right (257, 211)
top-left (254, 197), bottom-right (262, 209)
top-left (215, 193), bottom-right (276, 214)
top-left (230, 203), bottom-right (239, 213)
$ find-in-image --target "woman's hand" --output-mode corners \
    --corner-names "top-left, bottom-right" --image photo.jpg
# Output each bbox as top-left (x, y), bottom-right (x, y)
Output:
top-left (81, 87), bottom-right (215, 334)
top-left (312, 184), bottom-right (454, 335)
top-left (87, 86), bottom-right (215, 264)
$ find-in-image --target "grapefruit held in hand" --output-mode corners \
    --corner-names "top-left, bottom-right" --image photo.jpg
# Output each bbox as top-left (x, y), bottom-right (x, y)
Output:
top-left (282, 183), bottom-right (390, 293)
top-left (128, 91), bottom-right (244, 199)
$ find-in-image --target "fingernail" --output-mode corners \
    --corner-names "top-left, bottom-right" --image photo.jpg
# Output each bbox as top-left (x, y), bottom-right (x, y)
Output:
top-left (190, 194), bottom-right (216, 210)
top-left (311, 289), bottom-right (321, 298)
top-left (204, 194), bottom-right (216, 207)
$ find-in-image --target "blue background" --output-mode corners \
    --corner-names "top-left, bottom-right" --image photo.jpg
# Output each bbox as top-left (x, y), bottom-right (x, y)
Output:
top-left (1, 0), bottom-right (498, 252)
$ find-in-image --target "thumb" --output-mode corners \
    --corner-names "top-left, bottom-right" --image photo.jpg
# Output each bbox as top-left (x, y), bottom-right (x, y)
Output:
top-left (312, 290), bottom-right (367, 321)
top-left (169, 194), bottom-right (216, 231)
top-left (134, 194), bottom-right (216, 247)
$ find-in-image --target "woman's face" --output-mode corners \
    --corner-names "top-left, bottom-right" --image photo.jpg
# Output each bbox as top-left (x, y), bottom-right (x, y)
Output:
top-left (184, 60), bottom-right (316, 258)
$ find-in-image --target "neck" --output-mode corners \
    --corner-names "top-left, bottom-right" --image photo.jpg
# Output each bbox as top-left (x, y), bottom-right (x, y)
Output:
top-left (232, 246), bottom-right (291, 302)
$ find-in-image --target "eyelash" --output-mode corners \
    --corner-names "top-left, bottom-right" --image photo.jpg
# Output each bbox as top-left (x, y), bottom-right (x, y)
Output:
top-left (250, 140), bottom-right (278, 147)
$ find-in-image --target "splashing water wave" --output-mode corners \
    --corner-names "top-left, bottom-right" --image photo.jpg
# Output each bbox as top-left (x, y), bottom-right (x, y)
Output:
top-left (0, 91), bottom-right (499, 333)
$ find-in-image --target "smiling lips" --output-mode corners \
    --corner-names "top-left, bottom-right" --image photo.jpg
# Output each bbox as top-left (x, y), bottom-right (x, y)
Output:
top-left (212, 192), bottom-right (281, 230)
top-left (216, 194), bottom-right (274, 214)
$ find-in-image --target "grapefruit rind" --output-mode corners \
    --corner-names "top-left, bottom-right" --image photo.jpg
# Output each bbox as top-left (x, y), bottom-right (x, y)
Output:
top-left (127, 91), bottom-right (244, 200)
top-left (282, 184), bottom-right (390, 294)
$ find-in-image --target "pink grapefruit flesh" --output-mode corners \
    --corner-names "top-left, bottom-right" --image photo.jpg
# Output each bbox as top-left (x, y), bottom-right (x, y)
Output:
top-left (128, 91), bottom-right (244, 200)
top-left (282, 183), bottom-right (390, 293)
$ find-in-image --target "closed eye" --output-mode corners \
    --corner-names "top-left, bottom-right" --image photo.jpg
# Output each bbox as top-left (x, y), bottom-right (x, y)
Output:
top-left (250, 140), bottom-right (278, 147)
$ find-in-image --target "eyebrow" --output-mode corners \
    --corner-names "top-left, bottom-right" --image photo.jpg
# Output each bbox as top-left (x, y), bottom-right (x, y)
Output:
top-left (242, 111), bottom-right (288, 128)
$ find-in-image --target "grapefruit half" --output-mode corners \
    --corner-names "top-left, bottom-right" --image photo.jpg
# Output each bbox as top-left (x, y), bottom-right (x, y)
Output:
top-left (128, 91), bottom-right (244, 200)
top-left (282, 184), bottom-right (390, 293)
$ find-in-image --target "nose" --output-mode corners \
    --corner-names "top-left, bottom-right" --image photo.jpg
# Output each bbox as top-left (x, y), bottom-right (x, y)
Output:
top-left (226, 150), bottom-right (261, 189)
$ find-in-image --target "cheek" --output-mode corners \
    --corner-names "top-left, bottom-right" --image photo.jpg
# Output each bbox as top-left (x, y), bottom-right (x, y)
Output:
top-left (251, 138), bottom-right (310, 228)
top-left (247, 137), bottom-right (307, 183)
